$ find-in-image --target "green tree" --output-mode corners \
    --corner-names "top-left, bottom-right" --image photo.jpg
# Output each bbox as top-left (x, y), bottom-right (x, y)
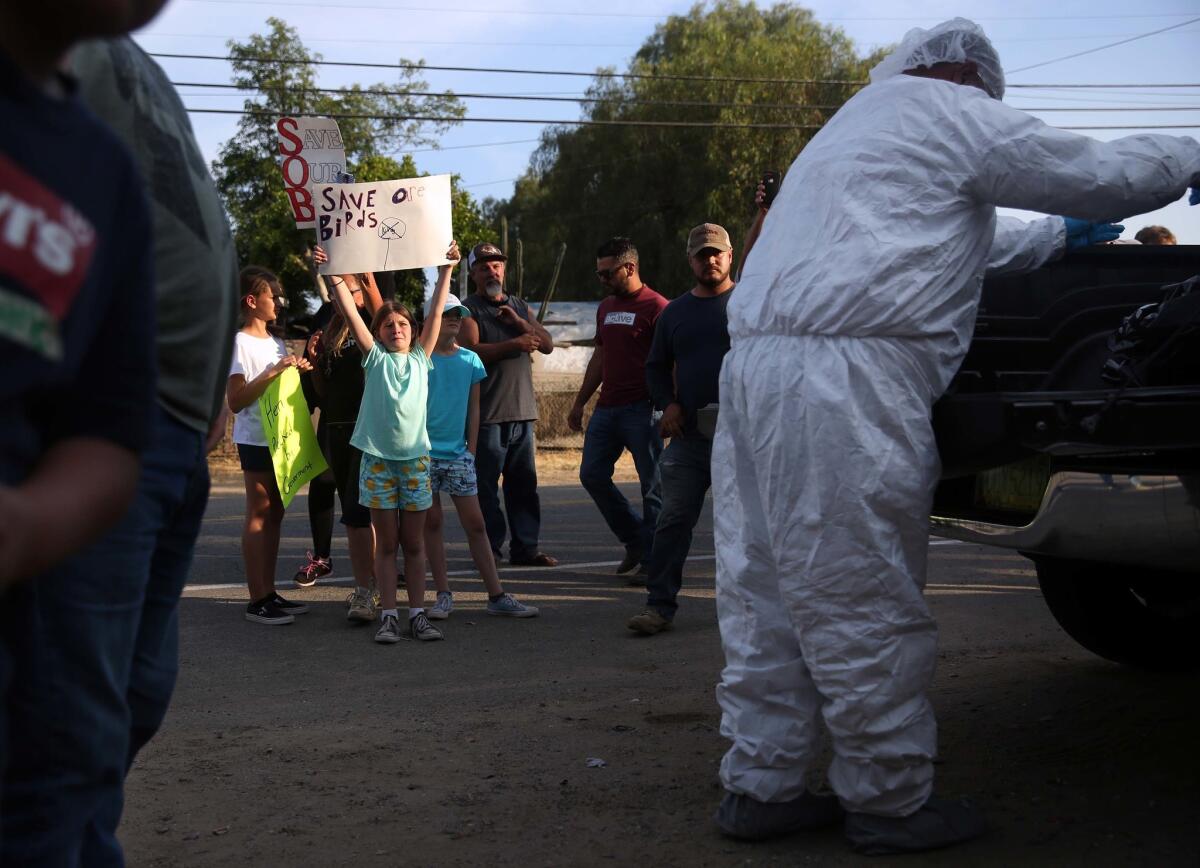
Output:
top-left (211, 17), bottom-right (474, 309)
top-left (497, 1), bottom-right (883, 300)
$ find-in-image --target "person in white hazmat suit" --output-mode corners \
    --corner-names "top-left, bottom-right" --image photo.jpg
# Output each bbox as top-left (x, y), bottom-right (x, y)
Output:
top-left (711, 17), bottom-right (1200, 856)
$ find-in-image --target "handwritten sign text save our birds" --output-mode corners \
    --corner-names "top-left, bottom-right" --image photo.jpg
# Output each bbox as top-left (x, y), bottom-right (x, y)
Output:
top-left (314, 174), bottom-right (452, 275)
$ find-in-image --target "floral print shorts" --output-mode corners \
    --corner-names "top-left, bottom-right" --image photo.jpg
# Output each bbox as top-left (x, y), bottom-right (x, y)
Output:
top-left (358, 453), bottom-right (432, 512)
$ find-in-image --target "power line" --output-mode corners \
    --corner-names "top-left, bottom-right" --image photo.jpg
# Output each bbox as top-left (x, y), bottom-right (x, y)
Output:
top-left (140, 31), bottom-right (639, 49)
top-left (149, 51), bottom-right (1200, 91)
top-left (150, 52), bottom-right (867, 85)
top-left (167, 2), bottom-right (1200, 23)
top-left (138, 27), bottom-right (1200, 51)
top-left (1007, 91), bottom-right (1200, 107)
top-left (1053, 124), bottom-right (1200, 130)
top-left (184, 106), bottom-right (1200, 131)
top-left (401, 138), bottom-right (539, 154)
top-left (1021, 106), bottom-right (1200, 112)
top-left (169, 80), bottom-right (852, 111)
top-left (464, 177), bottom-right (519, 188)
top-left (1006, 16), bottom-right (1200, 75)
top-left (1009, 83), bottom-right (1200, 88)
top-left (184, 107), bottom-right (828, 129)
top-left (172, 80), bottom-right (1200, 113)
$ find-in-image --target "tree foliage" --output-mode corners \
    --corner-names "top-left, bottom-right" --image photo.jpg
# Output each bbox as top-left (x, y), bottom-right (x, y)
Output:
top-left (495, 1), bottom-right (883, 300)
top-left (211, 18), bottom-right (483, 310)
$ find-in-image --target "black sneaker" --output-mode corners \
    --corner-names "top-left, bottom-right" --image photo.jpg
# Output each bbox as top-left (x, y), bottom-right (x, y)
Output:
top-left (616, 545), bottom-right (642, 575)
top-left (246, 597), bottom-right (295, 625)
top-left (271, 592), bottom-right (309, 615)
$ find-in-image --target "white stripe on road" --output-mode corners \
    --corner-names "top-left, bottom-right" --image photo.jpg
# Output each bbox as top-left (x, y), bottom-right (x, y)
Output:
top-left (183, 554), bottom-right (716, 593)
top-left (182, 540), bottom-right (965, 594)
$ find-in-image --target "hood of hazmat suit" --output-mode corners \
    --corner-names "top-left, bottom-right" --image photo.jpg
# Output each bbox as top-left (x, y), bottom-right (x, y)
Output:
top-left (713, 22), bottom-right (1200, 821)
top-left (868, 17), bottom-right (1005, 99)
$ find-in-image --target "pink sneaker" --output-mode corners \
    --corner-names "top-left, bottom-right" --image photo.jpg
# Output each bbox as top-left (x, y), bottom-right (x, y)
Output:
top-left (293, 551), bottom-right (332, 587)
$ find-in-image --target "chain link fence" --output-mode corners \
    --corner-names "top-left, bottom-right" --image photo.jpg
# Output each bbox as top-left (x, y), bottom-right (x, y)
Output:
top-left (534, 374), bottom-right (589, 450)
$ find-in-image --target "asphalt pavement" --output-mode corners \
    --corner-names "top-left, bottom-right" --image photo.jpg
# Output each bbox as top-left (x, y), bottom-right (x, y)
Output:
top-left (120, 477), bottom-right (1200, 867)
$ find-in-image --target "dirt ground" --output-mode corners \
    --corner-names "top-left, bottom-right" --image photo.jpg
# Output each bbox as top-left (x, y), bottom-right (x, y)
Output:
top-left (118, 458), bottom-right (1200, 867)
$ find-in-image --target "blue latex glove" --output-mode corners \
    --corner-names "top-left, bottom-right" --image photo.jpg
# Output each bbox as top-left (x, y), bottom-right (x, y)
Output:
top-left (1189, 187), bottom-right (1199, 206)
top-left (1063, 217), bottom-right (1125, 249)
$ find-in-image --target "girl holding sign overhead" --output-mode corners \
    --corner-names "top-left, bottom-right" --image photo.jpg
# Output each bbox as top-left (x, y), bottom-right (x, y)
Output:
top-left (226, 267), bottom-right (313, 626)
top-left (329, 240), bottom-right (461, 644)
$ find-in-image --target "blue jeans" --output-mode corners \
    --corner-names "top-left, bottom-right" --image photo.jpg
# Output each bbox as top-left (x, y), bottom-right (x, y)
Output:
top-left (1, 405), bottom-right (209, 866)
top-left (646, 437), bottom-right (712, 620)
top-left (475, 420), bottom-right (542, 561)
top-left (579, 401), bottom-right (662, 561)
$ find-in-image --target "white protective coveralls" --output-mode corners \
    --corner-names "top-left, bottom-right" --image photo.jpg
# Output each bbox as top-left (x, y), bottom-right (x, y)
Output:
top-left (714, 26), bottom-right (1200, 818)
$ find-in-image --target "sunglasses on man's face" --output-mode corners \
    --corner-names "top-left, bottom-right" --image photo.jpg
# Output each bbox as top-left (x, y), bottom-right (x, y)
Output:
top-left (595, 263), bottom-right (629, 281)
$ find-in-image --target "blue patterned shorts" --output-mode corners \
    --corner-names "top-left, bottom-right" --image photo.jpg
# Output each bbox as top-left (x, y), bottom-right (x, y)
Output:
top-left (429, 453), bottom-right (478, 497)
top-left (359, 453), bottom-right (433, 512)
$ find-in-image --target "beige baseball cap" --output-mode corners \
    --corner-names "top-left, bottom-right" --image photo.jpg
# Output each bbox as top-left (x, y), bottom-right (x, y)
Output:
top-left (687, 223), bottom-right (732, 257)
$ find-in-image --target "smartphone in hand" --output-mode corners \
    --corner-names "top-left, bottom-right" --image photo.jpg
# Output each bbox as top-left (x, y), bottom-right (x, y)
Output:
top-left (761, 170), bottom-right (782, 209)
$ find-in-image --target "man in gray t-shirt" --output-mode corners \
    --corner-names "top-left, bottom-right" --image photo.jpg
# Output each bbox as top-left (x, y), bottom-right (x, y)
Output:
top-left (459, 243), bottom-right (559, 566)
top-left (72, 37), bottom-right (238, 782)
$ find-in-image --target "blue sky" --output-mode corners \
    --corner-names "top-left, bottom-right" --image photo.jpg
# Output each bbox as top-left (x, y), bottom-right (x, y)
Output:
top-left (135, 0), bottom-right (1200, 244)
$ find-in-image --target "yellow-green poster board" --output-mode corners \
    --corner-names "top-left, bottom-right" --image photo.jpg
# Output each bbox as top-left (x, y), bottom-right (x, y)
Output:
top-left (258, 367), bottom-right (328, 508)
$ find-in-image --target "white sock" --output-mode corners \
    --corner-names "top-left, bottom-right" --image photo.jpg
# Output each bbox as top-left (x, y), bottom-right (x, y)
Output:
top-left (409, 607), bottom-right (425, 619)
top-left (381, 608), bottom-right (398, 620)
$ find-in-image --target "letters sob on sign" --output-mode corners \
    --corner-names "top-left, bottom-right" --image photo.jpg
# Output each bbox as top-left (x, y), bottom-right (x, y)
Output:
top-left (277, 117), bottom-right (314, 223)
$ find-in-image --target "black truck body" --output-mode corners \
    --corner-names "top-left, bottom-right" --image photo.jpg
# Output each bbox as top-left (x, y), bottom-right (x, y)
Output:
top-left (931, 245), bottom-right (1200, 670)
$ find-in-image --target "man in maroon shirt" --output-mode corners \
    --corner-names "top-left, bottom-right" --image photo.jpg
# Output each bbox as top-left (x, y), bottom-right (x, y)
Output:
top-left (568, 237), bottom-right (669, 577)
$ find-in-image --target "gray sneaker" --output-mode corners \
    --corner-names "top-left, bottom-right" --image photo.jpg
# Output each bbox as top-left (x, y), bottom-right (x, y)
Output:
top-left (374, 612), bottom-right (403, 644)
top-left (486, 593), bottom-right (539, 618)
top-left (405, 611), bottom-right (444, 641)
top-left (627, 609), bottom-right (672, 635)
top-left (347, 587), bottom-right (376, 623)
top-left (428, 590), bottom-right (453, 621)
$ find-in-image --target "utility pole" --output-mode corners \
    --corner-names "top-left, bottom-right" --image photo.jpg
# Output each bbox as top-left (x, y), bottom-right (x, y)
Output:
top-left (500, 216), bottom-right (509, 294)
top-left (537, 242), bottom-right (567, 324)
top-left (515, 238), bottom-right (524, 299)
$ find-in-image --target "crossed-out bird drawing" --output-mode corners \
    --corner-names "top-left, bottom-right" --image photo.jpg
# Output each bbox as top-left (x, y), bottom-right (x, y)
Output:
top-left (379, 218), bottom-right (406, 270)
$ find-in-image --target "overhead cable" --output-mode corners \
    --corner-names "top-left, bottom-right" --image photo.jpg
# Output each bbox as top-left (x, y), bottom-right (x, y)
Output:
top-left (170, 80), bottom-right (1200, 112)
top-left (183, 107), bottom-right (826, 128)
top-left (150, 52), bottom-right (868, 85)
top-left (150, 52), bottom-right (1200, 91)
top-left (183, 106), bottom-right (1200, 131)
top-left (1006, 16), bottom-right (1200, 75)
top-left (167, 1), bottom-right (1200, 23)
top-left (170, 80), bottom-right (848, 111)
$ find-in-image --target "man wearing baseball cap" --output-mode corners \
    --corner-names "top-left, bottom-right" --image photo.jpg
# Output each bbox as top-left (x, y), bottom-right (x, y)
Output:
top-left (458, 243), bottom-right (559, 566)
top-left (627, 223), bottom-right (735, 635)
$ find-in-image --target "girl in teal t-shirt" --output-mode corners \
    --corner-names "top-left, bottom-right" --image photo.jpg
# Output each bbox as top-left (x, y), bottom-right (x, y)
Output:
top-left (329, 240), bottom-right (460, 645)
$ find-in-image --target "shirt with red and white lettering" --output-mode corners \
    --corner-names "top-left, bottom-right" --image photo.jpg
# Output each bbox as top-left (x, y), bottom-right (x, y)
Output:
top-left (594, 285), bottom-right (668, 407)
top-left (0, 49), bottom-right (156, 484)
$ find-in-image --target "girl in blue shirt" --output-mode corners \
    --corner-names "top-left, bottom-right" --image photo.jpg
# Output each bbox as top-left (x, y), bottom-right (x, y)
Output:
top-left (329, 241), bottom-right (459, 644)
top-left (423, 296), bottom-right (538, 621)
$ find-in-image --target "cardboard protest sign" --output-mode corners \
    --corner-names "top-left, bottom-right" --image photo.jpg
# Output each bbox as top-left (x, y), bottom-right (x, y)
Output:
top-left (276, 117), bottom-right (347, 229)
top-left (314, 174), bottom-right (453, 275)
top-left (258, 367), bottom-right (328, 508)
